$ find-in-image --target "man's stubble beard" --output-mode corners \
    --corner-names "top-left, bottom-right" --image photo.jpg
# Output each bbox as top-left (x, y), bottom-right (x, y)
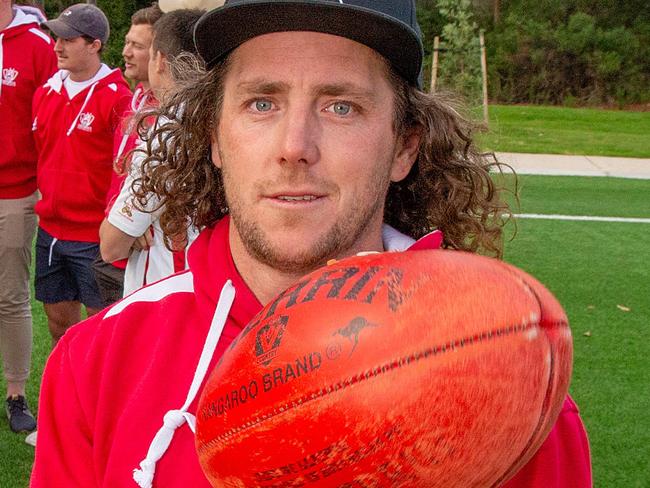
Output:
top-left (220, 154), bottom-right (393, 276)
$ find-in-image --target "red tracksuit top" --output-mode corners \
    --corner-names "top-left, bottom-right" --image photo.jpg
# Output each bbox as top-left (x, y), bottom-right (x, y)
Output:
top-left (31, 218), bottom-right (591, 487)
top-left (0, 10), bottom-right (56, 199)
top-left (32, 67), bottom-right (131, 242)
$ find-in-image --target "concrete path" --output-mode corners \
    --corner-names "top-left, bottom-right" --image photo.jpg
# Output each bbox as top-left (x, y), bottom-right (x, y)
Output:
top-left (495, 152), bottom-right (650, 179)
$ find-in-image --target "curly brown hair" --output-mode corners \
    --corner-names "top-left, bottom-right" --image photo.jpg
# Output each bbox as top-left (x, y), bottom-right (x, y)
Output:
top-left (133, 55), bottom-right (514, 257)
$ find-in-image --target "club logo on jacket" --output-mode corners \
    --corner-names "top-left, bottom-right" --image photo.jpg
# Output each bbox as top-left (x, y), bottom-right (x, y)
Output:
top-left (120, 203), bottom-right (134, 220)
top-left (2, 68), bottom-right (18, 87)
top-left (77, 112), bottom-right (95, 132)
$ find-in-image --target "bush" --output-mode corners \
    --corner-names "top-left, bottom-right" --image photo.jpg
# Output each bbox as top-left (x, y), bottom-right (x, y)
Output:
top-left (486, 11), bottom-right (650, 106)
top-left (415, 0), bottom-right (650, 106)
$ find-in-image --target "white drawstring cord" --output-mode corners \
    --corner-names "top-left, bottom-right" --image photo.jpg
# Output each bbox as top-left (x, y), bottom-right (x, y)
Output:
top-left (132, 280), bottom-right (235, 488)
top-left (47, 238), bottom-right (58, 267)
top-left (66, 81), bottom-right (98, 136)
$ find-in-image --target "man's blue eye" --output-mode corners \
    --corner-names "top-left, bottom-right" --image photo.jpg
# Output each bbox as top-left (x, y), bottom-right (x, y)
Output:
top-left (331, 102), bottom-right (351, 115)
top-left (255, 100), bottom-right (272, 112)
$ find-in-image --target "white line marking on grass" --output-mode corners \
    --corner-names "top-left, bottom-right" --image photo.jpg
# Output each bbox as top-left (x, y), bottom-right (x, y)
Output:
top-left (515, 213), bottom-right (650, 224)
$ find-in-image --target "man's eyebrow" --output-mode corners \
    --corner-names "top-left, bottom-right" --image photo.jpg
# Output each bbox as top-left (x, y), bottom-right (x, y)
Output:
top-left (312, 83), bottom-right (376, 100)
top-left (235, 80), bottom-right (291, 95)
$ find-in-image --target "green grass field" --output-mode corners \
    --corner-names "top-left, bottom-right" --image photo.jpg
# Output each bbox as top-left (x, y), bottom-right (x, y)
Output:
top-left (503, 176), bottom-right (650, 487)
top-left (1, 176), bottom-right (649, 487)
top-left (479, 105), bottom-right (650, 158)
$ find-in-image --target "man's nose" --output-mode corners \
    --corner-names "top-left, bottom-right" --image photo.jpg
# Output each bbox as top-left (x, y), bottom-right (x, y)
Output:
top-left (276, 105), bottom-right (320, 166)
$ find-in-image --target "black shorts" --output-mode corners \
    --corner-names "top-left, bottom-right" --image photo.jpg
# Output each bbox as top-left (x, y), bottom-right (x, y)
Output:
top-left (34, 227), bottom-right (104, 309)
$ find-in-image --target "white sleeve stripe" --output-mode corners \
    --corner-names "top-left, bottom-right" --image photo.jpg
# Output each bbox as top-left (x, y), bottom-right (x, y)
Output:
top-left (28, 28), bottom-right (51, 44)
top-left (104, 271), bottom-right (194, 318)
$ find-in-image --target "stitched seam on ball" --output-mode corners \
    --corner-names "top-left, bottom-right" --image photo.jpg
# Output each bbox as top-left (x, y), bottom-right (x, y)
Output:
top-left (199, 320), bottom-right (568, 452)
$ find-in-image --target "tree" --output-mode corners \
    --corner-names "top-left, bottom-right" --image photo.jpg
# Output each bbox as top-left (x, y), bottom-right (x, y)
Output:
top-left (437, 0), bottom-right (482, 103)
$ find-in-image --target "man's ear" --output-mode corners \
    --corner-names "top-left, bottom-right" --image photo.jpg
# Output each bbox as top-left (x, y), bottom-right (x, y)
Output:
top-left (88, 39), bottom-right (102, 55)
top-left (391, 127), bottom-right (421, 182)
top-left (210, 132), bottom-right (223, 169)
top-left (156, 51), bottom-right (167, 74)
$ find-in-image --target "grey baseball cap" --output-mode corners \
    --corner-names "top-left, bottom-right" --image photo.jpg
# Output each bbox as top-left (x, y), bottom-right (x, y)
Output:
top-left (43, 3), bottom-right (110, 46)
top-left (194, 0), bottom-right (424, 87)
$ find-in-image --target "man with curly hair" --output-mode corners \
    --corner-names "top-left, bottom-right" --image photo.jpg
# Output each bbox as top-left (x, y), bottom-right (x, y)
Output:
top-left (32, 1), bottom-right (591, 487)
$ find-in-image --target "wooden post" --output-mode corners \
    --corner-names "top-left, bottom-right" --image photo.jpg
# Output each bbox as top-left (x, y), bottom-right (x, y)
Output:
top-left (430, 36), bottom-right (440, 93)
top-left (86, 0), bottom-right (97, 5)
top-left (479, 30), bottom-right (489, 125)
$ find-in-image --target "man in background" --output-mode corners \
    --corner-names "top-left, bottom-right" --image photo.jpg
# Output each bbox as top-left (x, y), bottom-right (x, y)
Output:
top-left (0, 0), bottom-right (56, 434)
top-left (32, 3), bottom-right (131, 344)
top-left (92, 2), bottom-right (163, 307)
top-left (100, 9), bottom-right (203, 297)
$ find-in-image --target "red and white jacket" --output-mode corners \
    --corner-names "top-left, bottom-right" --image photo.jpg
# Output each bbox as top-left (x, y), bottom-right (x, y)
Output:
top-left (0, 7), bottom-right (56, 199)
top-left (32, 67), bottom-right (131, 242)
top-left (31, 217), bottom-right (591, 488)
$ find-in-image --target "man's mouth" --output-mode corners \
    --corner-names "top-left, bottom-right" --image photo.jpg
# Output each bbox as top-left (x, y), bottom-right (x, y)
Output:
top-left (276, 195), bottom-right (318, 202)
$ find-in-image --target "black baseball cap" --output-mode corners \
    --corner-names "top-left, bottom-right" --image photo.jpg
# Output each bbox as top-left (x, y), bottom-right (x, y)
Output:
top-left (194, 0), bottom-right (423, 87)
top-left (43, 3), bottom-right (110, 46)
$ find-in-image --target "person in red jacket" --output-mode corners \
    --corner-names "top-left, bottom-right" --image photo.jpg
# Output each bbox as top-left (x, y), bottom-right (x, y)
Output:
top-left (0, 0), bottom-right (56, 434)
top-left (92, 3), bottom-right (163, 307)
top-left (31, 1), bottom-right (591, 487)
top-left (31, 3), bottom-right (131, 344)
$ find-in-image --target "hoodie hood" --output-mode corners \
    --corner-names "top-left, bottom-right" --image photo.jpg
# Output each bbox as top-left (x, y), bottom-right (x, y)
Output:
top-left (2, 6), bottom-right (46, 36)
top-left (44, 65), bottom-right (128, 96)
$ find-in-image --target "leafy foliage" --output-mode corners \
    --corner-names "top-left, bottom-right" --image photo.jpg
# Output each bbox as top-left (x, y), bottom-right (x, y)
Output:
top-left (416, 0), bottom-right (650, 106)
top-left (436, 0), bottom-right (482, 103)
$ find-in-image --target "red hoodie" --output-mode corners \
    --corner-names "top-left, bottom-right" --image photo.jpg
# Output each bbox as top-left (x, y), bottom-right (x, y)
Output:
top-left (31, 218), bottom-right (591, 488)
top-left (32, 67), bottom-right (131, 242)
top-left (0, 8), bottom-right (56, 199)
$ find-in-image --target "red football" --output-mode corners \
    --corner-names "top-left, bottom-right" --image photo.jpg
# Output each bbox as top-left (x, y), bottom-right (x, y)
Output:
top-left (196, 250), bottom-right (572, 487)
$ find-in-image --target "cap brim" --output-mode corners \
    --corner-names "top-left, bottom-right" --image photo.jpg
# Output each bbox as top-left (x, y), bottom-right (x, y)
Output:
top-left (194, 0), bottom-right (423, 86)
top-left (42, 19), bottom-right (85, 40)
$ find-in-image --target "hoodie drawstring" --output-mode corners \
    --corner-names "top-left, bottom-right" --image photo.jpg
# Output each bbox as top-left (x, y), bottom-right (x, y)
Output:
top-left (132, 280), bottom-right (236, 488)
top-left (66, 81), bottom-right (98, 136)
top-left (47, 237), bottom-right (58, 267)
